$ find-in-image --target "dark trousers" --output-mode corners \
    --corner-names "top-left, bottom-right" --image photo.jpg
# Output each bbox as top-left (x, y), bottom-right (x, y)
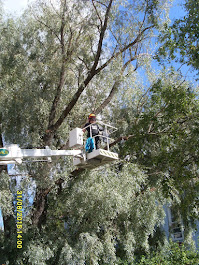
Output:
top-left (94, 136), bottom-right (100, 149)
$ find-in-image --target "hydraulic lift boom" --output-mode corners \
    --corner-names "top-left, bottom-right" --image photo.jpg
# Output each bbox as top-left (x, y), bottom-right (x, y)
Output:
top-left (0, 144), bottom-right (82, 165)
top-left (0, 122), bottom-right (118, 168)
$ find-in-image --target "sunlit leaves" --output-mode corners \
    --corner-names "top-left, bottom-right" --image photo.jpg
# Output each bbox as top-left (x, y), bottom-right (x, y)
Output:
top-left (157, 0), bottom-right (199, 73)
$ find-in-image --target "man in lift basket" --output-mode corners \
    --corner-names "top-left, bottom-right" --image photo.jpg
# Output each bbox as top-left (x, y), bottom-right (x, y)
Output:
top-left (83, 113), bottom-right (103, 150)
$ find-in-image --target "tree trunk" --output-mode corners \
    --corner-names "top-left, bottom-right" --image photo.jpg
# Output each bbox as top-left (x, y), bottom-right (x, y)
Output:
top-left (31, 188), bottom-right (49, 229)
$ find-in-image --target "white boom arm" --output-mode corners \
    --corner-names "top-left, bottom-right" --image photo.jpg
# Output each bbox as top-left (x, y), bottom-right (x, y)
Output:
top-left (0, 144), bottom-right (82, 165)
top-left (0, 124), bottom-right (119, 168)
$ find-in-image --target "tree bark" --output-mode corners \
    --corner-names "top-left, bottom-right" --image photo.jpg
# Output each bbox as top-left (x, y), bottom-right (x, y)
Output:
top-left (31, 188), bottom-right (50, 229)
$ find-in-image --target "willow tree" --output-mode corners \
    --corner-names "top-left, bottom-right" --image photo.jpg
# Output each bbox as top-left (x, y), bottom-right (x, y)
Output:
top-left (0, 0), bottom-right (181, 263)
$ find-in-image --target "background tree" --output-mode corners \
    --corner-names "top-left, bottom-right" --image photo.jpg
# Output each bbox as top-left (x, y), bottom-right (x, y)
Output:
top-left (157, 0), bottom-right (199, 74)
top-left (112, 70), bottom-right (199, 225)
top-left (135, 241), bottom-right (199, 265)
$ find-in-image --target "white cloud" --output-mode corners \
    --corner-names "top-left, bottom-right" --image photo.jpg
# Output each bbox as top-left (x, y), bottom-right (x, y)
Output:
top-left (3, 0), bottom-right (31, 15)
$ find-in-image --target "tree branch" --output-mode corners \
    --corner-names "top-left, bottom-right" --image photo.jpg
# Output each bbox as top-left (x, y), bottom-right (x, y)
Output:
top-left (91, 0), bottom-right (113, 72)
top-left (32, 14), bottom-right (61, 43)
top-left (92, 0), bottom-right (103, 27)
top-left (95, 56), bottom-right (136, 114)
top-left (95, 25), bottom-right (154, 75)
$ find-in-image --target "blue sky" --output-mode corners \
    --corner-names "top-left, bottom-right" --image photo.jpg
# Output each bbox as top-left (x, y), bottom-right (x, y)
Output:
top-left (170, 0), bottom-right (186, 21)
top-left (3, 0), bottom-right (186, 17)
top-left (3, 0), bottom-right (186, 15)
top-left (3, 0), bottom-right (186, 18)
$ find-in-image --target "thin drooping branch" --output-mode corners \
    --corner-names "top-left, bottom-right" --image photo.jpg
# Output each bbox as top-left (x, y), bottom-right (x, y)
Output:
top-left (95, 80), bottom-right (121, 114)
top-left (95, 56), bottom-right (136, 114)
top-left (49, 0), bottom-right (61, 17)
top-left (32, 14), bottom-right (61, 43)
top-left (109, 114), bottom-right (193, 150)
top-left (108, 131), bottom-right (166, 149)
top-left (77, 56), bottom-right (90, 71)
top-left (95, 25), bottom-right (154, 75)
top-left (92, 0), bottom-right (103, 27)
top-left (140, 0), bottom-right (149, 32)
top-left (147, 103), bottom-right (169, 133)
top-left (108, 135), bottom-right (133, 148)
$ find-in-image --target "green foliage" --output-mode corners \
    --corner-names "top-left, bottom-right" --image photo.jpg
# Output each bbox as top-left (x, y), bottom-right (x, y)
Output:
top-left (0, 171), bottom-right (13, 216)
top-left (157, 0), bottom-right (199, 72)
top-left (136, 242), bottom-right (199, 265)
top-left (115, 71), bottom-right (199, 224)
top-left (43, 163), bottom-right (166, 264)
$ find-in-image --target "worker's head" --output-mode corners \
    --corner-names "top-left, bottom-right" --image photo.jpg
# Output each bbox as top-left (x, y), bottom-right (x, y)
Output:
top-left (88, 113), bottom-right (96, 123)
